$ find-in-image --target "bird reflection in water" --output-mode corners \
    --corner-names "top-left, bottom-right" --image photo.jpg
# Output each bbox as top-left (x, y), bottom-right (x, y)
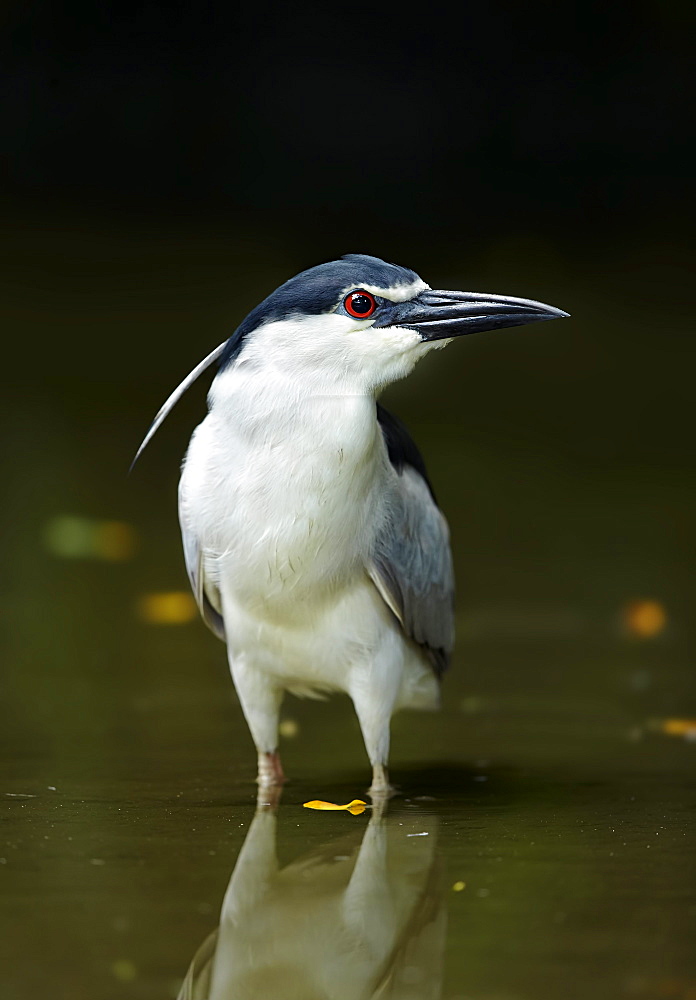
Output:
top-left (178, 796), bottom-right (445, 1000)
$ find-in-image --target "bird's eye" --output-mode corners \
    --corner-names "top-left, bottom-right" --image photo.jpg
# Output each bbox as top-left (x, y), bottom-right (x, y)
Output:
top-left (344, 290), bottom-right (377, 319)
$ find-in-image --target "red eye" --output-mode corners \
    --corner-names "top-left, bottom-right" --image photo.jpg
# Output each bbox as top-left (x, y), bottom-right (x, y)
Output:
top-left (344, 289), bottom-right (377, 319)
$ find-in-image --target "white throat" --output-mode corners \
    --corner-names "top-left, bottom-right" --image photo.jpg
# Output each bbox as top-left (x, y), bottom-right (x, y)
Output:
top-left (210, 311), bottom-right (432, 408)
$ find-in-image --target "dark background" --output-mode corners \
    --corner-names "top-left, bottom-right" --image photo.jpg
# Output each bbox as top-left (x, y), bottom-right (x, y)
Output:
top-left (2, 0), bottom-right (693, 235)
top-left (0, 0), bottom-right (693, 434)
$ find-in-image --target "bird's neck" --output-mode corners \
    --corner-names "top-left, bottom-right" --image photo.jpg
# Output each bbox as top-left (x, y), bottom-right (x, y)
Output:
top-left (208, 360), bottom-right (379, 455)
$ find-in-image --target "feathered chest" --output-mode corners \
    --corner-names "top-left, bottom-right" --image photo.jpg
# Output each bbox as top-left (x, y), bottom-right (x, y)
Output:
top-left (179, 391), bottom-right (389, 605)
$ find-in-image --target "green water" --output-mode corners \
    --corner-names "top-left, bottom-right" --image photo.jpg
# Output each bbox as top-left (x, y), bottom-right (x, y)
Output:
top-left (1, 227), bottom-right (694, 998)
top-left (3, 680), bottom-right (694, 999)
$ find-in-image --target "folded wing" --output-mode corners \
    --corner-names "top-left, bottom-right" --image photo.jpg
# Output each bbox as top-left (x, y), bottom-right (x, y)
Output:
top-left (367, 405), bottom-right (455, 677)
top-left (179, 487), bottom-right (226, 641)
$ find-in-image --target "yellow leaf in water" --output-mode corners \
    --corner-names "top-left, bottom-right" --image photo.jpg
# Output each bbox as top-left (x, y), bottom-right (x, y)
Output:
top-left (622, 599), bottom-right (667, 638)
top-left (303, 799), bottom-right (366, 815)
top-left (137, 592), bottom-right (198, 625)
top-left (346, 801), bottom-right (367, 815)
top-left (660, 719), bottom-right (696, 739)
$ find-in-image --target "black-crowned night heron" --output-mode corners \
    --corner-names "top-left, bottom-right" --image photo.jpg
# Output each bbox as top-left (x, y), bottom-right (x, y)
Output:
top-left (134, 255), bottom-right (568, 795)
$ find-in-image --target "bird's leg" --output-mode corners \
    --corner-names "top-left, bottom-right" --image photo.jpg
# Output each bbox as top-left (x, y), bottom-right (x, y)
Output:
top-left (255, 771), bottom-right (284, 810)
top-left (229, 656), bottom-right (285, 788)
top-left (350, 667), bottom-right (398, 799)
top-left (257, 750), bottom-right (286, 788)
top-left (369, 763), bottom-right (392, 799)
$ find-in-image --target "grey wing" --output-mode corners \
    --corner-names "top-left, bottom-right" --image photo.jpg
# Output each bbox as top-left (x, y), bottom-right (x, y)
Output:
top-left (179, 495), bottom-right (226, 641)
top-left (367, 413), bottom-right (455, 676)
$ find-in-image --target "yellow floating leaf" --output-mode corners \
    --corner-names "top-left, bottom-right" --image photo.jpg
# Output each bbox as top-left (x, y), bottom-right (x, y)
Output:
top-left (452, 881), bottom-right (466, 892)
top-left (303, 799), bottom-right (367, 815)
top-left (137, 591), bottom-right (198, 625)
top-left (660, 719), bottom-right (696, 738)
top-left (622, 599), bottom-right (667, 638)
top-left (346, 802), bottom-right (367, 815)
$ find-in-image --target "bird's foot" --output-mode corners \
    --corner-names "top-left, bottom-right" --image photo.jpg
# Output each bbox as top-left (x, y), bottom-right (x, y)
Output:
top-left (256, 782), bottom-right (284, 810)
top-left (257, 750), bottom-right (286, 789)
top-left (368, 764), bottom-right (396, 800)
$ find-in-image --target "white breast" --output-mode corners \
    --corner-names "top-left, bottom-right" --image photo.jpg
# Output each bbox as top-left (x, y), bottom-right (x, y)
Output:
top-left (179, 363), bottom-right (391, 623)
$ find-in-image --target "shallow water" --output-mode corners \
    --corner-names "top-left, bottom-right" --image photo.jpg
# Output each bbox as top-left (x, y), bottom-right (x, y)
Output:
top-left (1, 229), bottom-right (695, 998)
top-left (3, 676), bottom-right (695, 1000)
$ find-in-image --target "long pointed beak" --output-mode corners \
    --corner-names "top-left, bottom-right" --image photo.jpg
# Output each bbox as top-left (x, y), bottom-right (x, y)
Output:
top-left (376, 289), bottom-right (569, 341)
